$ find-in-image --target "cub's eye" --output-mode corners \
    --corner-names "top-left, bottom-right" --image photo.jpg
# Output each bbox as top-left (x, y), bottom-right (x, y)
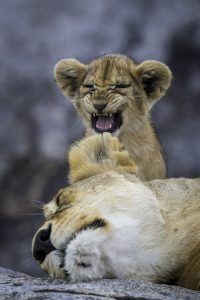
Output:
top-left (115, 83), bottom-right (131, 89)
top-left (83, 83), bottom-right (95, 89)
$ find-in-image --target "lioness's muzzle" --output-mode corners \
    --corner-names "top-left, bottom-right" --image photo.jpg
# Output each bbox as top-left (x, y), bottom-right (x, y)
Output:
top-left (33, 224), bottom-right (55, 263)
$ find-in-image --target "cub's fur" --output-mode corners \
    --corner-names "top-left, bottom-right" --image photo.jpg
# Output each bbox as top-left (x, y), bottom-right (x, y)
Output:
top-left (54, 54), bottom-right (172, 180)
top-left (32, 134), bottom-right (200, 290)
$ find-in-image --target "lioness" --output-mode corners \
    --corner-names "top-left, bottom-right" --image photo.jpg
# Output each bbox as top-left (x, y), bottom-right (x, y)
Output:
top-left (32, 134), bottom-right (200, 290)
top-left (54, 54), bottom-right (172, 180)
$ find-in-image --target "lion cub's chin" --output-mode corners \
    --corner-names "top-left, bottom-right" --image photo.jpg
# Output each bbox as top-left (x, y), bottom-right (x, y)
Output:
top-left (92, 127), bottom-right (121, 137)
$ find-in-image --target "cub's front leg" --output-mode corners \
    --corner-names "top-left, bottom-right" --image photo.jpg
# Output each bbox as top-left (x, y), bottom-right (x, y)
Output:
top-left (64, 228), bottom-right (109, 282)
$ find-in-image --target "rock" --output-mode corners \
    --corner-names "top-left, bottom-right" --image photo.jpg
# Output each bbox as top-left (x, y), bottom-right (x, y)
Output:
top-left (0, 267), bottom-right (199, 300)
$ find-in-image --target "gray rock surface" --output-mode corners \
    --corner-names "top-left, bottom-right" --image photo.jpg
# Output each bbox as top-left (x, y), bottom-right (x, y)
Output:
top-left (0, 267), bottom-right (199, 300)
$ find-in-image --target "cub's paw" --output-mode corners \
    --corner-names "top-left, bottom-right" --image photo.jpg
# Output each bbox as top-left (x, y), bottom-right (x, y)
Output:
top-left (102, 133), bottom-right (137, 174)
top-left (69, 133), bottom-right (137, 183)
top-left (64, 230), bottom-right (106, 282)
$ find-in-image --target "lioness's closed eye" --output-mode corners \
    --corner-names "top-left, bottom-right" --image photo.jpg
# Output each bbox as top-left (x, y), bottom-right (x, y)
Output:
top-left (54, 54), bottom-right (172, 181)
top-left (32, 134), bottom-right (200, 290)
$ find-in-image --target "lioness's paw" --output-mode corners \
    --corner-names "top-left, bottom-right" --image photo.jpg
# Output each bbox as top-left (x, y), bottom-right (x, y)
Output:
top-left (41, 250), bottom-right (66, 280)
top-left (64, 230), bottom-right (106, 282)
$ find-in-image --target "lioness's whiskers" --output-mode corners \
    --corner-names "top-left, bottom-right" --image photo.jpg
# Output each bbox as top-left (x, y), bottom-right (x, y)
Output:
top-left (20, 256), bottom-right (34, 268)
top-left (31, 199), bottom-right (44, 205)
top-left (21, 248), bottom-right (32, 254)
top-left (16, 213), bottom-right (43, 216)
top-left (31, 200), bottom-right (44, 210)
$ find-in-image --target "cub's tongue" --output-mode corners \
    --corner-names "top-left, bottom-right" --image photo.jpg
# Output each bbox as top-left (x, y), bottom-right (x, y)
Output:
top-left (96, 115), bottom-right (114, 131)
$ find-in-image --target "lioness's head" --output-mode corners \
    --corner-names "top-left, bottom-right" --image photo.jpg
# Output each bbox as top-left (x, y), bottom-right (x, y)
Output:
top-left (54, 54), bottom-right (172, 135)
top-left (32, 134), bottom-right (164, 282)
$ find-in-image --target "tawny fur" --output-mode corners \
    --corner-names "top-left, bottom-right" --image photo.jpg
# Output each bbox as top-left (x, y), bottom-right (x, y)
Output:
top-left (33, 134), bottom-right (199, 290)
top-left (68, 133), bottom-right (137, 183)
top-left (54, 54), bottom-right (172, 180)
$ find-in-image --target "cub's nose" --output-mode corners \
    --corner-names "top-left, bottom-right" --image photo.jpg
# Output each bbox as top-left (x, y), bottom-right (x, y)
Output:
top-left (94, 103), bottom-right (107, 112)
top-left (33, 224), bottom-right (55, 263)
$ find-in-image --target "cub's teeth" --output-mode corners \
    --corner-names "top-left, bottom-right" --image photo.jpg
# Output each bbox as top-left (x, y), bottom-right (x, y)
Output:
top-left (93, 113), bottom-right (113, 117)
top-left (109, 124), bottom-right (112, 128)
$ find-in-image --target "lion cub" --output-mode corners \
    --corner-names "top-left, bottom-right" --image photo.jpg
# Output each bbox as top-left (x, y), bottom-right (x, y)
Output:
top-left (54, 54), bottom-right (172, 180)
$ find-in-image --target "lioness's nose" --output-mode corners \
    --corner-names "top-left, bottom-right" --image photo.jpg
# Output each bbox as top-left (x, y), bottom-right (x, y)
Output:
top-left (94, 103), bottom-right (107, 112)
top-left (33, 225), bottom-right (55, 263)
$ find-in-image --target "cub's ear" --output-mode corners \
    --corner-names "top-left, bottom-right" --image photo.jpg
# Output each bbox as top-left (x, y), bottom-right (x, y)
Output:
top-left (54, 59), bottom-right (87, 98)
top-left (135, 60), bottom-right (172, 104)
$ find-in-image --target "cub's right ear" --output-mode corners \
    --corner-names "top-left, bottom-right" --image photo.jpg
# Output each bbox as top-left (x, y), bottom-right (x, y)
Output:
top-left (54, 59), bottom-right (87, 98)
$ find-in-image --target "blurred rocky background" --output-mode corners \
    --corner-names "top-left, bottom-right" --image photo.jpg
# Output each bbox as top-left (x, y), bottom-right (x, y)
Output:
top-left (0, 0), bottom-right (200, 277)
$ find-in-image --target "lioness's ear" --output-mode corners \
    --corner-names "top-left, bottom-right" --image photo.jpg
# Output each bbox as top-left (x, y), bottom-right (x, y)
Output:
top-left (135, 60), bottom-right (172, 104)
top-left (54, 59), bottom-right (87, 98)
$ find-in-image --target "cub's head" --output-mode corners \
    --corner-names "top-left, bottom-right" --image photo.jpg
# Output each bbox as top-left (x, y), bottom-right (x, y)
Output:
top-left (54, 54), bottom-right (172, 135)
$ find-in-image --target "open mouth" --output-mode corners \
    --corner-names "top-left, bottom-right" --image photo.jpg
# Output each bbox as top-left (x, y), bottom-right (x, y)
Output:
top-left (91, 112), bottom-right (123, 133)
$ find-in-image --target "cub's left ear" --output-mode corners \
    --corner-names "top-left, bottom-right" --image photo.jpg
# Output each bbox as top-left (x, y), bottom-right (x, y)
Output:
top-left (54, 59), bottom-right (87, 99)
top-left (135, 60), bottom-right (172, 103)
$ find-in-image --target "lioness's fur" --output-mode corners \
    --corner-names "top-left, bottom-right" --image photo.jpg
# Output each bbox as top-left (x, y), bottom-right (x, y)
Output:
top-left (54, 54), bottom-right (172, 180)
top-left (32, 134), bottom-right (200, 290)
